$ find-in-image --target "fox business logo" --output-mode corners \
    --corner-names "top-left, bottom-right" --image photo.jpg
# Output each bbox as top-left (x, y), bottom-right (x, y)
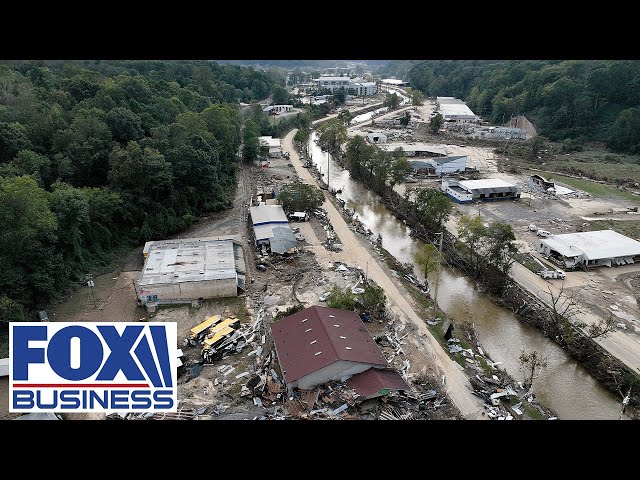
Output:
top-left (10, 323), bottom-right (177, 413)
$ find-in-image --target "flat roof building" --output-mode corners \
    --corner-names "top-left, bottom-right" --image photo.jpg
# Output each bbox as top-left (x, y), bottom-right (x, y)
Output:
top-left (249, 205), bottom-right (297, 253)
top-left (137, 236), bottom-right (246, 303)
top-left (538, 229), bottom-right (640, 269)
top-left (312, 76), bottom-right (378, 96)
top-left (379, 142), bottom-right (447, 157)
top-left (271, 305), bottom-right (393, 391)
top-left (381, 78), bottom-right (409, 86)
top-left (442, 178), bottom-right (519, 203)
top-left (410, 155), bottom-right (467, 176)
top-left (437, 97), bottom-right (479, 123)
top-left (258, 136), bottom-right (283, 158)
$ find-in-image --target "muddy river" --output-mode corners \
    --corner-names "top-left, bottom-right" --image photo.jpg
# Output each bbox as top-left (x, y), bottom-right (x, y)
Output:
top-left (309, 132), bottom-right (624, 419)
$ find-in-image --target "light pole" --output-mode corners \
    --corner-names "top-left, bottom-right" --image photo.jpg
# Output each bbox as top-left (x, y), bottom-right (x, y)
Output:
top-left (433, 232), bottom-right (443, 319)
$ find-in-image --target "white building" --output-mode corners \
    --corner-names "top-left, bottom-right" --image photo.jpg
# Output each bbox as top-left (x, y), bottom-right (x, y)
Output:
top-left (249, 205), bottom-right (297, 254)
top-left (441, 178), bottom-right (519, 203)
top-left (410, 155), bottom-right (468, 176)
top-left (138, 236), bottom-right (246, 303)
top-left (263, 104), bottom-right (293, 115)
top-left (436, 97), bottom-right (479, 123)
top-left (258, 136), bottom-right (283, 158)
top-left (312, 76), bottom-right (378, 96)
top-left (381, 78), bottom-right (409, 86)
top-left (379, 142), bottom-right (448, 157)
top-left (366, 131), bottom-right (387, 144)
top-left (538, 230), bottom-right (640, 269)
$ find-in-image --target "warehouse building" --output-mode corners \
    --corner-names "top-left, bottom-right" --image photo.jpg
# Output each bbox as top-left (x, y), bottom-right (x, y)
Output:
top-left (258, 136), bottom-right (283, 158)
top-left (262, 104), bottom-right (293, 115)
top-left (537, 230), bottom-right (640, 269)
top-left (436, 97), bottom-right (479, 123)
top-left (138, 236), bottom-right (246, 304)
top-left (379, 142), bottom-right (447, 157)
top-left (441, 178), bottom-right (520, 203)
top-left (410, 155), bottom-right (468, 176)
top-left (249, 205), bottom-right (297, 254)
top-left (272, 305), bottom-right (408, 392)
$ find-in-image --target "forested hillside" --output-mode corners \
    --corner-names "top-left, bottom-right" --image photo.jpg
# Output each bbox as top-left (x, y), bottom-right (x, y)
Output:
top-left (0, 60), bottom-right (279, 321)
top-left (384, 60), bottom-right (640, 153)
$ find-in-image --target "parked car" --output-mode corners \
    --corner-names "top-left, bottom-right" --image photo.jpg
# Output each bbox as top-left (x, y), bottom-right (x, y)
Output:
top-left (536, 229), bottom-right (552, 237)
top-left (538, 269), bottom-right (565, 279)
top-left (528, 223), bottom-right (538, 231)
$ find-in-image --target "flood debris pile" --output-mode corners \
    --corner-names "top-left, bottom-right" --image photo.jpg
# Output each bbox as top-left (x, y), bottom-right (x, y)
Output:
top-left (183, 314), bottom-right (254, 364)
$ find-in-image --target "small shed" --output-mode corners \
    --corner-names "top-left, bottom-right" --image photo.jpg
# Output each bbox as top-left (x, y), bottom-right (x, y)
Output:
top-left (366, 132), bottom-right (388, 144)
top-left (346, 368), bottom-right (409, 400)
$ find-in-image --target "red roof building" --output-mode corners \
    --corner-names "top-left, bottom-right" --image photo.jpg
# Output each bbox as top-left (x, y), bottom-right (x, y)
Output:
top-left (346, 368), bottom-right (409, 400)
top-left (271, 305), bottom-right (389, 390)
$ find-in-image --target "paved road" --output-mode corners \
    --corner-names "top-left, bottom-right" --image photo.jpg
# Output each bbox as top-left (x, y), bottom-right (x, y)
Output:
top-left (283, 129), bottom-right (487, 419)
top-left (447, 217), bottom-right (640, 375)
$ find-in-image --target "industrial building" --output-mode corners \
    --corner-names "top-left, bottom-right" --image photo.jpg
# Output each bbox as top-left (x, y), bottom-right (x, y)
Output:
top-left (312, 76), bottom-right (378, 96)
top-left (381, 78), bottom-right (409, 86)
top-left (379, 142), bottom-right (447, 157)
top-left (258, 136), bottom-right (283, 158)
top-left (366, 131), bottom-right (387, 144)
top-left (410, 155), bottom-right (468, 176)
top-left (249, 205), bottom-right (297, 254)
top-left (137, 236), bottom-right (246, 305)
top-left (537, 230), bottom-right (640, 269)
top-left (436, 97), bottom-right (479, 123)
top-left (271, 305), bottom-right (407, 392)
top-left (441, 178), bottom-right (520, 203)
top-left (262, 104), bottom-right (293, 115)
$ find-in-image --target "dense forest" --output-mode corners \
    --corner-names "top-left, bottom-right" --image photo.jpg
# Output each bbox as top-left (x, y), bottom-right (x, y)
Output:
top-left (0, 60), bottom-right (281, 321)
top-left (383, 60), bottom-right (640, 153)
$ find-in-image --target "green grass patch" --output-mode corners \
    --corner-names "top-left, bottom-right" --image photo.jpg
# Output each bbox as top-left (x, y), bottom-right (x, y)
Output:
top-left (477, 356), bottom-right (493, 376)
top-left (523, 403), bottom-right (545, 420)
top-left (550, 174), bottom-right (640, 202)
top-left (513, 252), bottom-right (557, 274)
top-left (586, 220), bottom-right (640, 240)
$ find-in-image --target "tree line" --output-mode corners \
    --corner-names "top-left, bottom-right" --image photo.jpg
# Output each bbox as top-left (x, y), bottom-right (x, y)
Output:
top-left (0, 60), bottom-right (281, 321)
top-left (383, 60), bottom-right (640, 154)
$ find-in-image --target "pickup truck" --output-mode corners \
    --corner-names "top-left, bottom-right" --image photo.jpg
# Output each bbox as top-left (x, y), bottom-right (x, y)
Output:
top-left (538, 269), bottom-right (566, 279)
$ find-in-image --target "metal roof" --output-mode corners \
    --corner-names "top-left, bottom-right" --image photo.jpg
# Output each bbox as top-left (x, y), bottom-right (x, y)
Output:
top-left (379, 143), bottom-right (448, 156)
top-left (258, 136), bottom-right (281, 148)
top-left (314, 76), bottom-right (352, 82)
top-left (436, 97), bottom-right (478, 119)
top-left (249, 205), bottom-right (288, 226)
top-left (541, 230), bottom-right (640, 261)
top-left (14, 412), bottom-right (60, 420)
top-left (138, 237), bottom-right (240, 287)
top-left (269, 226), bottom-right (298, 254)
top-left (253, 224), bottom-right (294, 242)
top-left (346, 368), bottom-right (409, 399)
top-left (382, 78), bottom-right (408, 85)
top-left (272, 306), bottom-right (388, 385)
top-left (459, 178), bottom-right (518, 194)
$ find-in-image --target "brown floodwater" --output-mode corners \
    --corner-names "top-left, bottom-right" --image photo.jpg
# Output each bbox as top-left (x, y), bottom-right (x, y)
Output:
top-left (309, 133), bottom-right (625, 419)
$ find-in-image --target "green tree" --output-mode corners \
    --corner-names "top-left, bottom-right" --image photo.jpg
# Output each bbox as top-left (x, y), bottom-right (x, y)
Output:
top-left (242, 120), bottom-right (260, 162)
top-left (412, 188), bottom-right (452, 231)
top-left (399, 111), bottom-right (411, 127)
top-left (277, 181), bottom-right (324, 212)
top-left (415, 243), bottom-right (440, 283)
top-left (326, 284), bottom-right (356, 310)
top-left (0, 294), bottom-right (27, 323)
top-left (360, 281), bottom-right (386, 313)
top-left (384, 93), bottom-right (400, 109)
top-left (13, 150), bottom-right (51, 185)
top-left (272, 85), bottom-right (290, 105)
top-left (429, 113), bottom-right (443, 134)
top-left (293, 127), bottom-right (310, 156)
top-left (0, 122), bottom-right (32, 163)
top-left (529, 135), bottom-right (546, 159)
top-left (412, 90), bottom-right (424, 106)
top-left (317, 118), bottom-right (347, 160)
top-left (457, 214), bottom-right (487, 274)
top-left (331, 89), bottom-right (346, 106)
top-left (337, 109), bottom-right (353, 126)
top-left (106, 107), bottom-right (144, 143)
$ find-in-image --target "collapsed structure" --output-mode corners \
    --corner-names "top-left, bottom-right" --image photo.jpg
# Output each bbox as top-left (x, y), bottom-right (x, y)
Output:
top-left (537, 229), bottom-right (640, 268)
top-left (258, 136), bottom-right (284, 158)
top-left (271, 305), bottom-right (408, 395)
top-left (409, 155), bottom-right (468, 176)
top-left (249, 205), bottom-right (297, 254)
top-left (137, 236), bottom-right (246, 308)
top-left (441, 178), bottom-right (520, 203)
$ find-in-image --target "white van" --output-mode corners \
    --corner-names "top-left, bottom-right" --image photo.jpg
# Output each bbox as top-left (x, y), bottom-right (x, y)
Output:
top-left (536, 229), bottom-right (552, 237)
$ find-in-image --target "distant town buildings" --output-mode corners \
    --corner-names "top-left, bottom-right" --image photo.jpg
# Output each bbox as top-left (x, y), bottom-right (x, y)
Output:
top-left (312, 75), bottom-right (378, 96)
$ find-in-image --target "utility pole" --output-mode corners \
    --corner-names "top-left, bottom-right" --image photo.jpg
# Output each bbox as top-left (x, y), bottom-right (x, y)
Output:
top-left (433, 232), bottom-right (443, 319)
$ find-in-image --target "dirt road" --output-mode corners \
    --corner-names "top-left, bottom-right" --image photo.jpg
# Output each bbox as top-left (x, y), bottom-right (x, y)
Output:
top-left (283, 129), bottom-right (487, 419)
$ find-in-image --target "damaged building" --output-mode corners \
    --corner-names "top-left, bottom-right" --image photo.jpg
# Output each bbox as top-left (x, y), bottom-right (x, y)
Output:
top-left (409, 155), bottom-right (468, 176)
top-left (137, 236), bottom-right (246, 305)
top-left (249, 205), bottom-right (297, 254)
top-left (529, 174), bottom-right (556, 194)
top-left (537, 229), bottom-right (640, 269)
top-left (441, 178), bottom-right (520, 203)
top-left (271, 305), bottom-right (408, 395)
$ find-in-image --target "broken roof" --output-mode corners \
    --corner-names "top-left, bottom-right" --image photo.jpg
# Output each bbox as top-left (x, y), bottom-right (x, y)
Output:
top-left (541, 229), bottom-right (640, 260)
top-left (269, 226), bottom-right (298, 254)
top-left (249, 205), bottom-right (288, 226)
top-left (272, 306), bottom-right (388, 385)
top-left (347, 368), bottom-right (409, 399)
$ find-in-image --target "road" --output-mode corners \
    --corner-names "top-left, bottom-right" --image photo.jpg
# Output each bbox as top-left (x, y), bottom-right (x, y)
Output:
top-left (283, 129), bottom-right (487, 419)
top-left (446, 217), bottom-right (640, 375)
top-left (312, 102), bottom-right (383, 126)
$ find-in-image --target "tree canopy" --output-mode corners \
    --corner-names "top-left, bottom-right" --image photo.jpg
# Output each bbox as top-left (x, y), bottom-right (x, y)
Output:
top-left (0, 60), bottom-right (281, 319)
